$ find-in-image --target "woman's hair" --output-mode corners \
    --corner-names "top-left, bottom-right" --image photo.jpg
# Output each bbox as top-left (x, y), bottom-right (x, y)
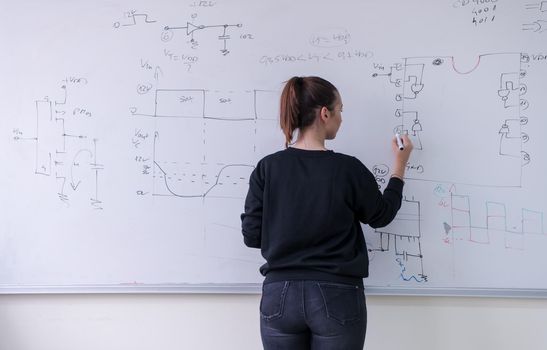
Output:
top-left (279, 76), bottom-right (338, 147)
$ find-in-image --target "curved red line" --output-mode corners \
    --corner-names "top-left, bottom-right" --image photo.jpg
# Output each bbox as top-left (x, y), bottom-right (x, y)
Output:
top-left (451, 56), bottom-right (482, 74)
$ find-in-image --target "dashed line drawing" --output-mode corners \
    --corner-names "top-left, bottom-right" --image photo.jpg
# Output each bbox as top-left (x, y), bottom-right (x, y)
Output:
top-left (446, 190), bottom-right (545, 250)
top-left (138, 93), bottom-right (275, 265)
top-left (113, 10), bottom-right (157, 29)
top-left (162, 19), bottom-right (243, 55)
top-left (368, 198), bottom-right (427, 283)
top-left (132, 88), bottom-right (279, 199)
top-left (374, 53), bottom-right (531, 188)
top-left (12, 79), bottom-right (104, 209)
top-left (132, 86), bottom-right (281, 261)
top-left (153, 158), bottom-right (254, 199)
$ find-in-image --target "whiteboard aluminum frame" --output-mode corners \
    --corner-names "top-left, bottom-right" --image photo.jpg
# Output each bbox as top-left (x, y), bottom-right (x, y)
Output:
top-left (1, 284), bottom-right (547, 298)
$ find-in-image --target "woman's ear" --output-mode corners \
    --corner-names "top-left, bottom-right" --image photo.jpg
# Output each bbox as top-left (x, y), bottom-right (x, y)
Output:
top-left (319, 106), bottom-right (330, 122)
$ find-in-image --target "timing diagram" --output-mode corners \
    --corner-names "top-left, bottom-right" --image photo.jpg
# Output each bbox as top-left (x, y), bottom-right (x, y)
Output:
top-left (129, 88), bottom-right (278, 200)
top-left (435, 183), bottom-right (545, 251)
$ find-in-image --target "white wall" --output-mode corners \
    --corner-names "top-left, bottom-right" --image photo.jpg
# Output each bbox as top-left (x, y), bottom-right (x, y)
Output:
top-left (1, 294), bottom-right (546, 350)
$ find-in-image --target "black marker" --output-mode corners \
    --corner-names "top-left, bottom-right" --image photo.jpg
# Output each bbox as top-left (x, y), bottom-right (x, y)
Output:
top-left (395, 133), bottom-right (404, 150)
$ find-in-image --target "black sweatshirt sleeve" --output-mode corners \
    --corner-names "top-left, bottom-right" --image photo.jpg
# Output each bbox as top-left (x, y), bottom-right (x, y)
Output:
top-left (241, 162), bottom-right (264, 248)
top-left (350, 157), bottom-right (404, 228)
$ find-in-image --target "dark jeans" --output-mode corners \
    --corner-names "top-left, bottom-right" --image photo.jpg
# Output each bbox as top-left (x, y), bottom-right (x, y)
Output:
top-left (260, 280), bottom-right (367, 350)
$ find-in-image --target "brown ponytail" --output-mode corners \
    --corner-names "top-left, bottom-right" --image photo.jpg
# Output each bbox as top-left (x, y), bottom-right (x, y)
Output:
top-left (279, 76), bottom-right (338, 147)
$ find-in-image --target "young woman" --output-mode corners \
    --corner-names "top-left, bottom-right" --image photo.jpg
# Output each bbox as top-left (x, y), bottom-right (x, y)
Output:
top-left (241, 76), bottom-right (413, 349)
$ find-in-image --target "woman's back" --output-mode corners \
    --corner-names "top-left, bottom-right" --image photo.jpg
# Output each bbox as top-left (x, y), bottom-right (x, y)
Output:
top-left (241, 76), bottom-right (413, 350)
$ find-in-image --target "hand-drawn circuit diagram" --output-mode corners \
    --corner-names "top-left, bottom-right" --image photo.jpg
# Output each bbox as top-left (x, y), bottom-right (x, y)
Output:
top-left (373, 53), bottom-right (531, 187)
top-left (12, 78), bottom-right (104, 209)
top-left (113, 10), bottom-right (249, 56)
top-left (367, 197), bottom-right (427, 283)
top-left (523, 2), bottom-right (547, 33)
top-left (162, 17), bottom-right (243, 55)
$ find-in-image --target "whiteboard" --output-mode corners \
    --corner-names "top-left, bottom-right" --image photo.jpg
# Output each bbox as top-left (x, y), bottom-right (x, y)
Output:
top-left (1, 0), bottom-right (547, 296)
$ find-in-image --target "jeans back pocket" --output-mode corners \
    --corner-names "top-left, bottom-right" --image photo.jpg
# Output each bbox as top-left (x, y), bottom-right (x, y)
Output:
top-left (260, 281), bottom-right (290, 321)
top-left (317, 282), bottom-right (362, 325)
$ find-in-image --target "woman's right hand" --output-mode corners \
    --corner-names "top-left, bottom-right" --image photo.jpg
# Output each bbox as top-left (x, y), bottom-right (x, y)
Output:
top-left (391, 134), bottom-right (413, 180)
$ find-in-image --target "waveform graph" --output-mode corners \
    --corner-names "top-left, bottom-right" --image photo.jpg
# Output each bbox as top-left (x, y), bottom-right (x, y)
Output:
top-left (146, 87), bottom-right (274, 270)
top-left (154, 89), bottom-right (205, 118)
top-left (154, 160), bottom-right (254, 199)
top-left (149, 106), bottom-right (260, 267)
top-left (151, 89), bottom-right (258, 199)
top-left (154, 161), bottom-right (205, 198)
top-left (152, 117), bottom-right (205, 198)
top-left (201, 89), bottom-right (269, 164)
top-left (484, 201), bottom-right (507, 244)
top-left (450, 194), bottom-right (472, 242)
top-left (153, 160), bottom-right (254, 203)
top-left (202, 164), bottom-right (254, 200)
top-left (204, 90), bottom-right (255, 121)
top-left (448, 191), bottom-right (545, 251)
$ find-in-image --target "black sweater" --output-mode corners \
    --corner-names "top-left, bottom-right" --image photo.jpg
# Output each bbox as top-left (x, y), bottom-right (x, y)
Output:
top-left (241, 147), bottom-right (404, 286)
